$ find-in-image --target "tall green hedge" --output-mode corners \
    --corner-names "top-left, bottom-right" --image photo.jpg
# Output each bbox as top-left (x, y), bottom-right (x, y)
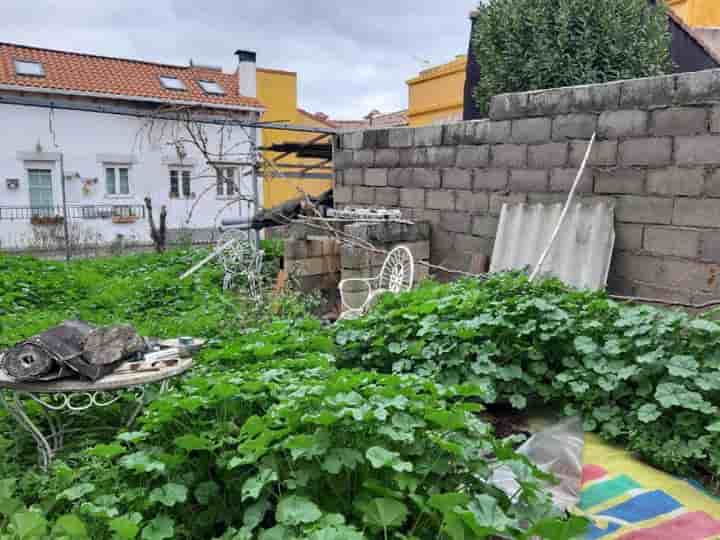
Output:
top-left (472, 0), bottom-right (672, 115)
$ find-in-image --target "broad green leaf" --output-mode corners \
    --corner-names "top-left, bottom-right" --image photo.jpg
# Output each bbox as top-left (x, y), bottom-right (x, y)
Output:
top-left (459, 494), bottom-right (511, 535)
top-left (258, 526), bottom-right (290, 540)
top-left (88, 443), bottom-right (126, 459)
top-left (362, 497), bottom-right (408, 529)
top-left (194, 481), bottom-right (220, 505)
top-left (690, 319), bottom-right (720, 333)
top-left (425, 410), bottom-right (466, 430)
top-left (0, 478), bottom-right (16, 499)
top-left (276, 495), bottom-right (322, 526)
top-left (574, 336), bottom-right (598, 355)
top-left (365, 447), bottom-right (413, 472)
top-left (529, 516), bottom-right (590, 540)
top-left (509, 394), bottom-right (527, 409)
top-left (428, 493), bottom-right (470, 514)
top-left (243, 498), bottom-right (270, 531)
top-left (119, 452), bottom-right (166, 474)
top-left (321, 448), bottom-right (364, 474)
top-left (637, 404), bottom-right (662, 423)
top-left (149, 483), bottom-right (188, 507)
top-left (174, 434), bottom-right (211, 452)
top-left (116, 432), bottom-right (148, 444)
top-left (12, 510), bottom-right (48, 540)
top-left (242, 469), bottom-right (278, 501)
top-left (706, 421), bottom-right (720, 433)
top-left (109, 516), bottom-right (140, 540)
top-left (141, 515), bottom-right (174, 540)
top-left (52, 514), bottom-right (88, 539)
top-left (58, 483), bottom-right (95, 501)
top-left (667, 356), bottom-right (698, 378)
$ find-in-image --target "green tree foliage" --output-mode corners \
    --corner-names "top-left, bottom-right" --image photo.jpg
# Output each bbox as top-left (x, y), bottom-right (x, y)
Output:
top-left (472, 0), bottom-right (672, 114)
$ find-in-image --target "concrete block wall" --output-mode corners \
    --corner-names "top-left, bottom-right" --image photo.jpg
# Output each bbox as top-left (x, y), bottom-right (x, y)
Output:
top-left (334, 69), bottom-right (720, 303)
top-left (284, 237), bottom-right (341, 292)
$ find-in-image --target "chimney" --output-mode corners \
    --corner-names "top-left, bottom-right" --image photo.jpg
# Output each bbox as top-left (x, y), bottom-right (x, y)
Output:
top-left (235, 49), bottom-right (257, 98)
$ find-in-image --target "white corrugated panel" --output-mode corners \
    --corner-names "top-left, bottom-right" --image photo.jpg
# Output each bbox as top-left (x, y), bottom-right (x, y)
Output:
top-left (490, 201), bottom-right (615, 290)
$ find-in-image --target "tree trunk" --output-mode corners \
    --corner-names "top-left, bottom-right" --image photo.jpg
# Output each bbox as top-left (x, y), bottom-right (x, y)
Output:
top-left (144, 197), bottom-right (167, 253)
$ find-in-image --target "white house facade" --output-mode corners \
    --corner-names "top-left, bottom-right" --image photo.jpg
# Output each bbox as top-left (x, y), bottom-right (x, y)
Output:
top-left (0, 43), bottom-right (265, 251)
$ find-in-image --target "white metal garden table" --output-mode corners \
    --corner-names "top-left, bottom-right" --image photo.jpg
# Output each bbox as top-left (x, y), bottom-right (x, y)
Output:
top-left (0, 355), bottom-right (193, 471)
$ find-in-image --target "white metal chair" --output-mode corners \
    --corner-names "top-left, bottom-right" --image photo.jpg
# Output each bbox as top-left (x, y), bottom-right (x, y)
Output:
top-left (338, 245), bottom-right (414, 320)
top-left (216, 232), bottom-right (264, 302)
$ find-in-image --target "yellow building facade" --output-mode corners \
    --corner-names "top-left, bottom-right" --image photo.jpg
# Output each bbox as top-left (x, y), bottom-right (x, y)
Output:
top-left (406, 55), bottom-right (467, 127)
top-left (256, 68), bottom-right (333, 209)
top-left (667, 0), bottom-right (720, 26)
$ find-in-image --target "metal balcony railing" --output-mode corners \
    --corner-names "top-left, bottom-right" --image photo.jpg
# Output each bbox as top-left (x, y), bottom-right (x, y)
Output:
top-left (0, 205), bottom-right (146, 221)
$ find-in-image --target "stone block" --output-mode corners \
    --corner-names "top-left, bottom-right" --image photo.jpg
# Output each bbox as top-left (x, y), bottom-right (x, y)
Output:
top-left (388, 127), bottom-right (413, 147)
top-left (705, 169), bottom-right (720, 196)
top-left (527, 193), bottom-right (568, 205)
top-left (615, 223), bottom-right (643, 251)
top-left (397, 148), bottom-right (413, 167)
top-left (473, 120), bottom-right (512, 143)
top-left (473, 169), bottom-right (508, 191)
top-left (472, 215), bottom-right (499, 237)
top-left (344, 169), bottom-right (364, 185)
top-left (414, 125), bottom-right (444, 146)
top-left (491, 144), bottom-right (527, 167)
top-left (454, 233), bottom-right (492, 254)
top-left (411, 168), bottom-right (442, 189)
top-left (594, 168), bottom-right (645, 194)
top-left (411, 208), bottom-right (441, 224)
top-left (442, 168), bottom-right (473, 190)
top-left (399, 188), bottom-right (425, 208)
top-left (455, 192), bottom-right (489, 213)
top-left (510, 117), bottom-right (552, 143)
top-left (440, 212), bottom-right (472, 233)
top-left (334, 185), bottom-right (353, 204)
top-left (388, 168), bottom-right (412, 188)
top-left (598, 110), bottom-right (648, 138)
top-left (528, 142), bottom-right (568, 168)
top-left (675, 135), bottom-right (720, 165)
top-left (402, 241), bottom-right (431, 261)
top-left (490, 193), bottom-right (527, 215)
top-left (615, 195), bottom-right (673, 224)
top-left (619, 138), bottom-right (672, 166)
top-left (374, 149), bottom-right (400, 168)
top-left (675, 70), bottom-right (720, 104)
top-left (443, 122), bottom-right (475, 145)
top-left (510, 169), bottom-right (548, 192)
top-left (568, 140), bottom-right (618, 167)
top-left (644, 226), bottom-right (700, 258)
top-left (711, 106), bottom-right (720, 133)
top-left (619, 75), bottom-right (675, 108)
top-left (364, 168), bottom-right (388, 187)
top-left (290, 255), bottom-right (341, 276)
top-left (633, 283), bottom-right (693, 304)
top-left (375, 187), bottom-right (400, 207)
top-left (550, 168), bottom-right (593, 193)
top-left (552, 114), bottom-right (598, 141)
top-left (342, 131), bottom-right (364, 150)
top-left (651, 107), bottom-right (708, 136)
top-left (673, 198), bottom-right (720, 227)
top-left (353, 149), bottom-right (374, 167)
top-left (334, 150), bottom-right (353, 169)
top-left (284, 239), bottom-right (308, 260)
top-left (456, 145), bottom-right (490, 168)
top-left (700, 231), bottom-right (720, 262)
top-left (362, 129), bottom-right (389, 148)
top-left (426, 190), bottom-right (455, 210)
top-left (646, 167), bottom-right (704, 196)
top-left (353, 186), bottom-right (375, 204)
top-left (526, 86), bottom-right (575, 116)
top-left (425, 146), bottom-right (456, 168)
top-left (489, 91), bottom-right (529, 120)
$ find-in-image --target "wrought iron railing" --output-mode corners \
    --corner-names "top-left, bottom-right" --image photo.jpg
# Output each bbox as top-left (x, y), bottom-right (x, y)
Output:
top-left (0, 205), bottom-right (146, 221)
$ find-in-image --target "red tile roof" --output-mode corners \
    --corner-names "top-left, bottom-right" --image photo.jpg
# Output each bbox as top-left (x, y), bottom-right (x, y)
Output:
top-left (0, 42), bottom-right (264, 110)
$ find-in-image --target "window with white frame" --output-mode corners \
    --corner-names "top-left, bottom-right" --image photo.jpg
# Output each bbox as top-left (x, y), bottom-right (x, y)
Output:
top-left (28, 169), bottom-right (54, 216)
top-left (169, 169), bottom-right (192, 198)
top-left (216, 167), bottom-right (237, 197)
top-left (105, 166), bottom-right (130, 196)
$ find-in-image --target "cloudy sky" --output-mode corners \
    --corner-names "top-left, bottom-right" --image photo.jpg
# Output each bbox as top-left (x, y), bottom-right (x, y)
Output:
top-left (1, 1), bottom-right (476, 119)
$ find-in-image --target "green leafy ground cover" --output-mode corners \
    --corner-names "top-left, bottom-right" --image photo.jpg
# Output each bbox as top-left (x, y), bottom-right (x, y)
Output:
top-left (0, 251), bottom-right (584, 539)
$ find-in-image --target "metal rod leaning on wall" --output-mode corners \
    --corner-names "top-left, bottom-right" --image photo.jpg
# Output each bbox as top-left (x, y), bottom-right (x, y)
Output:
top-left (529, 133), bottom-right (596, 283)
top-left (59, 153), bottom-right (71, 261)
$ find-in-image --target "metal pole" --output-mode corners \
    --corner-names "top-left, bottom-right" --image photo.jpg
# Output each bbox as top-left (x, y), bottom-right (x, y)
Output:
top-left (58, 153), bottom-right (71, 261)
top-left (250, 125), bottom-right (260, 246)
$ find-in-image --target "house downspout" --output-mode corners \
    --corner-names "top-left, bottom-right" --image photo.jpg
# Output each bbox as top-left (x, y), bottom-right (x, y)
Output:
top-left (59, 152), bottom-right (71, 261)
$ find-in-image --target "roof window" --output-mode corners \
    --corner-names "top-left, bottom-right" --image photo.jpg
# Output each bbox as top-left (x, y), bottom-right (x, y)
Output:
top-left (14, 60), bottom-right (45, 77)
top-left (159, 76), bottom-right (186, 91)
top-left (197, 80), bottom-right (225, 95)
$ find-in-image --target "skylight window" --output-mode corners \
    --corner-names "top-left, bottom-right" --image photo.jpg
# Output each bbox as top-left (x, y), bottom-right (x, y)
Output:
top-left (197, 80), bottom-right (225, 95)
top-left (14, 60), bottom-right (45, 77)
top-left (159, 76), bottom-right (186, 91)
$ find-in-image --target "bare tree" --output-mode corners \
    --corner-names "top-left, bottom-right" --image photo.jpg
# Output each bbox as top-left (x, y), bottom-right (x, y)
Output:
top-left (144, 197), bottom-right (167, 253)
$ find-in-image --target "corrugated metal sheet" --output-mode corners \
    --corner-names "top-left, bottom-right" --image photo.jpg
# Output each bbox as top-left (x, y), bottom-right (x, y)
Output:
top-left (490, 202), bottom-right (615, 290)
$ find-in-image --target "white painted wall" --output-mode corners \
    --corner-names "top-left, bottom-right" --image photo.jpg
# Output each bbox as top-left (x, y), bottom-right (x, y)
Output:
top-left (0, 102), bottom-right (260, 250)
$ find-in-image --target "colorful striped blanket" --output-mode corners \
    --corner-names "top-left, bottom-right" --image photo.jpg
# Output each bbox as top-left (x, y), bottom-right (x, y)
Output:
top-left (580, 434), bottom-right (720, 539)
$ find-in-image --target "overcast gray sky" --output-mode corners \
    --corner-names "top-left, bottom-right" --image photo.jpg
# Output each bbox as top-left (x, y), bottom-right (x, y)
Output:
top-left (1, 1), bottom-right (475, 119)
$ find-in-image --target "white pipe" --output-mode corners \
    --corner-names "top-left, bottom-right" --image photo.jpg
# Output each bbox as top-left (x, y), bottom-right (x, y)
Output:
top-left (180, 238), bottom-right (237, 280)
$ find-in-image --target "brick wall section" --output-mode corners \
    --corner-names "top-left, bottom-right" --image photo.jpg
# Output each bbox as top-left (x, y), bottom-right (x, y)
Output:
top-left (335, 69), bottom-right (720, 303)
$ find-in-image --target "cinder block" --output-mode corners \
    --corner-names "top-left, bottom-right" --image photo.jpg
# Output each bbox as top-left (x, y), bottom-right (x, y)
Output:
top-left (334, 150), bottom-right (353, 169)
top-left (455, 192), bottom-right (489, 213)
top-left (700, 231), bottom-right (720, 262)
top-left (344, 169), bottom-right (364, 185)
top-left (443, 122), bottom-right (475, 145)
top-left (527, 193), bottom-right (568, 205)
top-left (401, 241), bottom-right (431, 261)
top-left (474, 120), bottom-right (512, 143)
top-left (491, 144), bottom-right (527, 167)
top-left (552, 114), bottom-right (598, 141)
top-left (409, 147), bottom-right (430, 166)
top-left (388, 127), bottom-right (413, 147)
top-left (473, 169), bottom-right (508, 191)
top-left (594, 168), bottom-right (645, 194)
top-left (426, 190), bottom-right (455, 210)
top-left (675, 135), bottom-right (720, 165)
top-left (456, 145), bottom-right (490, 168)
top-left (490, 193), bottom-right (527, 215)
top-left (526, 86), bottom-right (575, 116)
top-left (619, 138), bottom-right (672, 166)
top-left (598, 110), bottom-right (648, 138)
top-left (440, 212), bottom-right (472, 233)
top-left (510, 117), bottom-right (552, 143)
top-left (375, 187), bottom-right (400, 207)
top-left (619, 75), bottom-right (675, 108)
top-left (334, 185), bottom-right (353, 204)
top-left (454, 233), bottom-right (492, 254)
top-left (374, 149), bottom-right (400, 168)
top-left (647, 167), bottom-right (704, 196)
top-left (705, 169), bottom-right (720, 196)
top-left (353, 149), bottom-right (374, 167)
top-left (615, 195), bottom-right (673, 224)
top-left (568, 140), bottom-right (618, 167)
top-left (472, 215), bottom-right (499, 237)
top-left (549, 168), bottom-right (593, 193)
top-left (290, 256), bottom-right (341, 276)
top-left (353, 186), bottom-right (375, 204)
top-left (411, 208), bottom-right (441, 224)
top-left (633, 283), bottom-right (692, 304)
top-left (528, 142), bottom-right (568, 168)
top-left (676, 70), bottom-right (720, 104)
top-left (673, 198), bottom-right (720, 227)
top-left (442, 168), bottom-right (472, 190)
top-left (365, 168), bottom-right (388, 187)
top-left (284, 239), bottom-right (308, 260)
top-left (414, 125), bottom-right (444, 146)
top-left (399, 188), bottom-right (425, 208)
top-left (615, 223), bottom-right (643, 251)
top-left (489, 92), bottom-right (529, 121)
top-left (651, 107), bottom-right (708, 136)
top-left (710, 106), bottom-right (720, 133)
top-left (342, 131), bottom-right (364, 150)
top-left (614, 252), bottom-right (715, 292)
top-left (411, 168), bottom-right (442, 189)
top-left (644, 226), bottom-right (700, 258)
top-left (397, 148), bottom-right (413, 167)
top-left (510, 169), bottom-right (548, 192)
top-left (388, 169), bottom-right (412, 188)
top-left (425, 146), bottom-right (456, 168)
